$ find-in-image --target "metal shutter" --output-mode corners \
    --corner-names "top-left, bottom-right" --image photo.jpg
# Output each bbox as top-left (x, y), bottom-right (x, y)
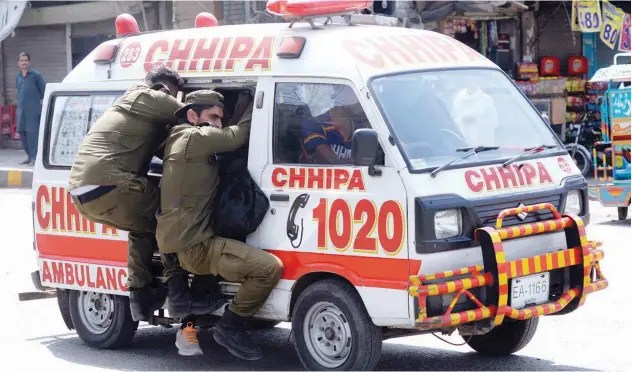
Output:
top-left (536, 5), bottom-right (583, 75)
top-left (3, 25), bottom-right (67, 105)
top-left (223, 1), bottom-right (247, 25)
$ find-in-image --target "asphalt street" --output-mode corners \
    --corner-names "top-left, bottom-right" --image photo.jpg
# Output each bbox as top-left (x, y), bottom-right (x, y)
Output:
top-left (1, 187), bottom-right (630, 371)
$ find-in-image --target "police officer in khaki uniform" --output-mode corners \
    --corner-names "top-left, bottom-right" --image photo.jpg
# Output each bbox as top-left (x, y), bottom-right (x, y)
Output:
top-left (69, 66), bottom-right (189, 322)
top-left (156, 90), bottom-right (283, 360)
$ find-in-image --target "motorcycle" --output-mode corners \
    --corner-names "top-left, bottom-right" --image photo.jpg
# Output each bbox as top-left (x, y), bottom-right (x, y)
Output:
top-left (564, 113), bottom-right (603, 177)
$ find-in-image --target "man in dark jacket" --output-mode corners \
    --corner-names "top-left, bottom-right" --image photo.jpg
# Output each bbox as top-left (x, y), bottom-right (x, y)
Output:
top-left (156, 90), bottom-right (282, 360)
top-left (16, 52), bottom-right (46, 166)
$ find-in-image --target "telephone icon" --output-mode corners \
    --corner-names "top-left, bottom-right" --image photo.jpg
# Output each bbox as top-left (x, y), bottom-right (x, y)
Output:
top-left (287, 193), bottom-right (309, 249)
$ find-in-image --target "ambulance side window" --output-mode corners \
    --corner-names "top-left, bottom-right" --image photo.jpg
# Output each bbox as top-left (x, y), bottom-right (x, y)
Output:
top-left (273, 82), bottom-right (381, 165)
top-left (47, 93), bottom-right (120, 167)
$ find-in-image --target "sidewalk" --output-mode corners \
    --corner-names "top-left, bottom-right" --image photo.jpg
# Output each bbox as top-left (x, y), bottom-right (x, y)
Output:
top-left (0, 149), bottom-right (33, 188)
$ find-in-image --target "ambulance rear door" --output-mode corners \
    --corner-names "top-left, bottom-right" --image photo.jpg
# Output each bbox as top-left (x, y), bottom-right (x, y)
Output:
top-left (33, 81), bottom-right (133, 294)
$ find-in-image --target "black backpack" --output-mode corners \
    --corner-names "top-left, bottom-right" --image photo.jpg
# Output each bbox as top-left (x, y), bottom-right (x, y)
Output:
top-left (211, 148), bottom-right (270, 241)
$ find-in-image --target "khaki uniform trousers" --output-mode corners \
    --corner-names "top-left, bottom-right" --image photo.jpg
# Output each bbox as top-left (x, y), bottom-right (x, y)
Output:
top-left (177, 236), bottom-right (283, 317)
top-left (72, 176), bottom-right (180, 289)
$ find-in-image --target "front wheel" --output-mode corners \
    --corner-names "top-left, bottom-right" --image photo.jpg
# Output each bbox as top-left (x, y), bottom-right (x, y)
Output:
top-left (68, 290), bottom-right (138, 349)
top-left (292, 279), bottom-right (382, 370)
top-left (566, 144), bottom-right (592, 177)
top-left (464, 317), bottom-right (539, 356)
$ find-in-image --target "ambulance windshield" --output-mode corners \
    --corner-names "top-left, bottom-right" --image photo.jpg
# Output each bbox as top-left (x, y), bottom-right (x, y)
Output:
top-left (370, 68), bottom-right (561, 171)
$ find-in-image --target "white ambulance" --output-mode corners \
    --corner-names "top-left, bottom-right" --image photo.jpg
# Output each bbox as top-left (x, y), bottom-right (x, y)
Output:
top-left (27, 1), bottom-right (608, 370)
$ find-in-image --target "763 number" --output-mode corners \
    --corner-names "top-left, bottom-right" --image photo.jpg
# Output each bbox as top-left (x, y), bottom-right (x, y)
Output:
top-left (312, 198), bottom-right (406, 255)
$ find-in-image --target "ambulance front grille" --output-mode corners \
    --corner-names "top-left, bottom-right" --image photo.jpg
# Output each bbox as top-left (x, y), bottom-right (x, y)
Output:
top-left (475, 194), bottom-right (563, 228)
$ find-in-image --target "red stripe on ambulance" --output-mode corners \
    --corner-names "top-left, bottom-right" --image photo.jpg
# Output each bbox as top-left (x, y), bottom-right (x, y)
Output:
top-left (35, 234), bottom-right (420, 290)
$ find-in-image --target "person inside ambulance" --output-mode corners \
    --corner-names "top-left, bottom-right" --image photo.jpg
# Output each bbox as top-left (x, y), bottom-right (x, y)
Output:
top-left (299, 86), bottom-right (369, 164)
top-left (68, 66), bottom-right (190, 323)
top-left (450, 75), bottom-right (500, 146)
top-left (156, 90), bottom-right (283, 359)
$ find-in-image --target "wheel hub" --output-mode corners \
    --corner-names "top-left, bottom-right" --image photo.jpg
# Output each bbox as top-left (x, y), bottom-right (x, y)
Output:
top-left (303, 301), bottom-right (353, 369)
top-left (78, 291), bottom-right (114, 335)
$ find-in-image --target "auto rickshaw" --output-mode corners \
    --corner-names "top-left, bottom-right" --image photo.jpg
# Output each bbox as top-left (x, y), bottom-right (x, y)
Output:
top-left (588, 53), bottom-right (631, 220)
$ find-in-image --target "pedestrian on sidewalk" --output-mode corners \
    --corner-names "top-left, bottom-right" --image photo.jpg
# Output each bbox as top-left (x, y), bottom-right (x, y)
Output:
top-left (16, 52), bottom-right (46, 166)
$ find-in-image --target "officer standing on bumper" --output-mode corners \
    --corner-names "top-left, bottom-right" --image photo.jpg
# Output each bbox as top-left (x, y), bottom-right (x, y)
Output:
top-left (69, 66), bottom-right (185, 322)
top-left (156, 90), bottom-right (283, 360)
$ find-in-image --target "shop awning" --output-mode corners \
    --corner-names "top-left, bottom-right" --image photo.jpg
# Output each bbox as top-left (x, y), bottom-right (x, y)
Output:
top-left (589, 64), bottom-right (632, 83)
top-left (0, 1), bottom-right (28, 42)
top-left (420, 1), bottom-right (528, 22)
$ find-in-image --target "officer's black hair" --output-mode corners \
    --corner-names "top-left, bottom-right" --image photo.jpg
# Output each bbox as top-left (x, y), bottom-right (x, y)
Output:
top-left (145, 66), bottom-right (185, 89)
top-left (18, 52), bottom-right (31, 61)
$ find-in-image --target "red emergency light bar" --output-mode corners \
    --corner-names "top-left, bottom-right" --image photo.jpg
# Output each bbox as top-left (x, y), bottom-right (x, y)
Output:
top-left (115, 13), bottom-right (140, 37)
top-left (266, 0), bottom-right (370, 17)
top-left (195, 12), bottom-right (219, 28)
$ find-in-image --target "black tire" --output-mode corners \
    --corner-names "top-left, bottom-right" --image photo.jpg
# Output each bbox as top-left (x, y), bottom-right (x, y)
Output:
top-left (56, 289), bottom-right (74, 330)
top-left (465, 317), bottom-right (539, 356)
top-left (292, 279), bottom-right (382, 371)
top-left (618, 207), bottom-right (629, 221)
top-left (69, 290), bottom-right (138, 349)
top-left (566, 144), bottom-right (592, 177)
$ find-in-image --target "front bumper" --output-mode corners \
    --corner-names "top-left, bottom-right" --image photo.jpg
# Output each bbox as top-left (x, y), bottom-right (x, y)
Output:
top-left (408, 203), bottom-right (608, 330)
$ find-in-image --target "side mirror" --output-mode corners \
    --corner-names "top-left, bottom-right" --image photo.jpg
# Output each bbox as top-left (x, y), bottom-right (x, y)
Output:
top-left (352, 129), bottom-right (382, 176)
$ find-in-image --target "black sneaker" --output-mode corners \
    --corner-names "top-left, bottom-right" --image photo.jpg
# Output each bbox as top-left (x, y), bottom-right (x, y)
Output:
top-left (213, 307), bottom-right (262, 361)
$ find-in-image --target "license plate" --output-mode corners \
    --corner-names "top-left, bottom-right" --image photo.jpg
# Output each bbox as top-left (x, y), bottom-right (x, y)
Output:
top-left (510, 272), bottom-right (550, 309)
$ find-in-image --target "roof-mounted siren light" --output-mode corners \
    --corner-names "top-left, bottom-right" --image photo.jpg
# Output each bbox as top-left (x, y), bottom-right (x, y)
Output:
top-left (195, 12), bottom-right (219, 28)
top-left (284, 0), bottom-right (371, 17)
top-left (115, 13), bottom-right (140, 38)
top-left (267, 0), bottom-right (371, 25)
top-left (266, 0), bottom-right (291, 16)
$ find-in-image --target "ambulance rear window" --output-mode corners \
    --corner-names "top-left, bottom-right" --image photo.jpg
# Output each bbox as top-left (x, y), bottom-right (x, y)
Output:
top-left (47, 93), bottom-right (121, 167)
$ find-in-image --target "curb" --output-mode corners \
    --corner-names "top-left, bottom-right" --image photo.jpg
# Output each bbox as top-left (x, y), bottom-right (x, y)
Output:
top-left (0, 168), bottom-right (33, 188)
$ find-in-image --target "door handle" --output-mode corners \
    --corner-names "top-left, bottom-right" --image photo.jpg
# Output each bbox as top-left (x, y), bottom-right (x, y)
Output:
top-left (270, 193), bottom-right (290, 202)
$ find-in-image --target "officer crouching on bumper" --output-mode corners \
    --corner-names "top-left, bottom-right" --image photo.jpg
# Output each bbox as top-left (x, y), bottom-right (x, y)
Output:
top-left (156, 90), bottom-right (283, 360)
top-left (68, 67), bottom-right (186, 322)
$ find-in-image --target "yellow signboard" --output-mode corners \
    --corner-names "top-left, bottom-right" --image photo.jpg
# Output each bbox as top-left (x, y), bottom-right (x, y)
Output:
top-left (577, 0), bottom-right (602, 33)
top-left (600, 1), bottom-right (625, 49)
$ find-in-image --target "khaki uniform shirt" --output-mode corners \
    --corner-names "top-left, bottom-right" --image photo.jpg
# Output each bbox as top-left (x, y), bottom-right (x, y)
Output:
top-left (69, 85), bottom-right (184, 189)
top-left (156, 103), bottom-right (253, 253)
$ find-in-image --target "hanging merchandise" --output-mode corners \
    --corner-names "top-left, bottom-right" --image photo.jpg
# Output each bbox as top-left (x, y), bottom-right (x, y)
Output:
top-left (541, 57), bottom-right (561, 76)
top-left (571, 0), bottom-right (581, 31)
top-left (600, 1), bottom-right (625, 50)
top-left (619, 13), bottom-right (631, 51)
top-left (569, 56), bottom-right (589, 75)
top-left (480, 21), bottom-right (487, 56)
top-left (489, 20), bottom-right (498, 47)
top-left (577, 0), bottom-right (603, 33)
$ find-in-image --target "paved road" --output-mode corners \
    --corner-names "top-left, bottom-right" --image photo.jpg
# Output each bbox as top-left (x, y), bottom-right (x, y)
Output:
top-left (1, 188), bottom-right (630, 371)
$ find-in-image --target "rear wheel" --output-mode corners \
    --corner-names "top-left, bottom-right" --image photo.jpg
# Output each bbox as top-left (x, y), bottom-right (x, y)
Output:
top-left (69, 290), bottom-right (138, 349)
top-left (464, 317), bottom-right (539, 356)
top-left (618, 207), bottom-right (629, 221)
top-left (292, 279), bottom-right (382, 370)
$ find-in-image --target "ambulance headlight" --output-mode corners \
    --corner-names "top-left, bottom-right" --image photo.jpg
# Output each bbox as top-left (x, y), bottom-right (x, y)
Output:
top-left (564, 190), bottom-right (582, 215)
top-left (434, 209), bottom-right (462, 239)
